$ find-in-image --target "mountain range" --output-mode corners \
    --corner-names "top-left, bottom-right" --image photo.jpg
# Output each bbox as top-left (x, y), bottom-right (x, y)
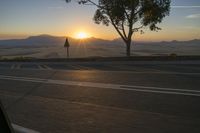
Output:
top-left (0, 34), bottom-right (199, 58)
top-left (0, 35), bottom-right (120, 48)
top-left (0, 34), bottom-right (199, 48)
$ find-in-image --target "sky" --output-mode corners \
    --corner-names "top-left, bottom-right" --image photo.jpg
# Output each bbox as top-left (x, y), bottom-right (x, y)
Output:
top-left (0, 0), bottom-right (200, 41)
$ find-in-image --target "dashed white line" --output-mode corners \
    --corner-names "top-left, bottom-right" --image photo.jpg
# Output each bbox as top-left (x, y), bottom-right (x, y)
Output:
top-left (16, 64), bottom-right (21, 69)
top-left (43, 65), bottom-right (52, 70)
top-left (38, 65), bottom-right (44, 70)
top-left (10, 64), bottom-right (21, 69)
top-left (2, 64), bottom-right (200, 75)
top-left (0, 75), bottom-right (199, 97)
top-left (70, 65), bottom-right (85, 70)
top-left (38, 65), bottom-right (52, 70)
top-left (11, 64), bottom-right (15, 69)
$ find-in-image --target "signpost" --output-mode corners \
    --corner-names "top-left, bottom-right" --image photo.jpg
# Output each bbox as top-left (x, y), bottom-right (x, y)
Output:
top-left (64, 38), bottom-right (70, 58)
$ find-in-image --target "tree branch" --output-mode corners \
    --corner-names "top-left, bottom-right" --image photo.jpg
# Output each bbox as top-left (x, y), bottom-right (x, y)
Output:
top-left (80, 0), bottom-right (105, 9)
top-left (132, 26), bottom-right (143, 32)
top-left (133, 6), bottom-right (143, 16)
top-left (121, 21), bottom-right (127, 39)
top-left (124, 9), bottom-right (130, 21)
top-left (110, 18), bottom-right (127, 43)
top-left (85, 0), bottom-right (99, 7)
top-left (127, 1), bottom-right (134, 40)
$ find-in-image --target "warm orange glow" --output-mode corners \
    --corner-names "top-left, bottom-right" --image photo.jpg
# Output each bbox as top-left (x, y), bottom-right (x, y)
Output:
top-left (75, 32), bottom-right (90, 39)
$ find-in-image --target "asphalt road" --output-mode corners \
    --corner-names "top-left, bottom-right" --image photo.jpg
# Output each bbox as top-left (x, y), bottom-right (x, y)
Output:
top-left (0, 61), bottom-right (200, 133)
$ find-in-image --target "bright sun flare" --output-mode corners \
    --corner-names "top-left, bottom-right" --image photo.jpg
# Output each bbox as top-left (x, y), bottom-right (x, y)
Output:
top-left (76, 32), bottom-right (89, 39)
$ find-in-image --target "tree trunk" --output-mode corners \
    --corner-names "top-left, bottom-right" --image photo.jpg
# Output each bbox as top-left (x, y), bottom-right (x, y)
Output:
top-left (67, 47), bottom-right (69, 58)
top-left (126, 40), bottom-right (131, 57)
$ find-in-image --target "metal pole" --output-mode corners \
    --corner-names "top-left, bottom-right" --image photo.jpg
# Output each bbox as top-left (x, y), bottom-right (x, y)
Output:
top-left (67, 47), bottom-right (69, 58)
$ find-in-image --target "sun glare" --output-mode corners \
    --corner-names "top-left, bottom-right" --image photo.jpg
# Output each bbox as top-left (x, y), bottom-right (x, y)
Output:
top-left (76, 32), bottom-right (89, 39)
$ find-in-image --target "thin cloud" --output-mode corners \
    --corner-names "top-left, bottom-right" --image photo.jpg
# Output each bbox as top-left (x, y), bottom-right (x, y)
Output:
top-left (172, 6), bottom-right (200, 9)
top-left (48, 6), bottom-right (63, 9)
top-left (183, 26), bottom-right (200, 30)
top-left (186, 14), bottom-right (200, 19)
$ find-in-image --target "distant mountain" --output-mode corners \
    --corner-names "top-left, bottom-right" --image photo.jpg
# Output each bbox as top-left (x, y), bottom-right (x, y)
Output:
top-left (0, 34), bottom-right (199, 49)
top-left (0, 35), bottom-right (121, 48)
top-left (112, 38), bottom-right (144, 44)
top-left (0, 35), bottom-right (65, 48)
top-left (113, 38), bottom-right (200, 45)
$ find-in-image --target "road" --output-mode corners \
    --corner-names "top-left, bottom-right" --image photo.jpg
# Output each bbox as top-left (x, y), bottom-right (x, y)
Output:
top-left (0, 61), bottom-right (200, 133)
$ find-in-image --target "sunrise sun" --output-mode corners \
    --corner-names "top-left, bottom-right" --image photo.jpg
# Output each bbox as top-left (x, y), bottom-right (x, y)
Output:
top-left (76, 32), bottom-right (89, 39)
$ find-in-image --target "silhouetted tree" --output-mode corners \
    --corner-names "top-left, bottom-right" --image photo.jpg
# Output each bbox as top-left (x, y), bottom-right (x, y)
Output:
top-left (64, 38), bottom-right (70, 58)
top-left (66, 0), bottom-right (171, 56)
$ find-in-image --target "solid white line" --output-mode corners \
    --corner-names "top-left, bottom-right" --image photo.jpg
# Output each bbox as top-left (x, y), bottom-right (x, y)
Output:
top-left (0, 75), bottom-right (47, 81)
top-left (92, 71), bottom-right (200, 75)
top-left (119, 87), bottom-right (200, 97)
top-left (121, 85), bottom-right (200, 93)
top-left (12, 123), bottom-right (40, 133)
top-left (0, 75), bottom-right (200, 97)
top-left (61, 70), bottom-right (200, 75)
top-left (0, 76), bottom-right (47, 83)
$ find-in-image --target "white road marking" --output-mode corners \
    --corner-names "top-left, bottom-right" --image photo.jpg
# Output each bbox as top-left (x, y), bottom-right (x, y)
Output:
top-left (43, 65), bottom-right (52, 70)
top-left (10, 64), bottom-right (21, 69)
top-left (70, 65), bottom-right (84, 70)
top-left (11, 64), bottom-right (15, 69)
top-left (30, 67), bottom-right (200, 75)
top-left (1, 64), bottom-right (200, 75)
top-left (12, 123), bottom-right (40, 133)
top-left (0, 75), bottom-right (200, 97)
top-left (66, 70), bottom-right (200, 75)
top-left (90, 71), bottom-right (200, 75)
top-left (38, 65), bottom-right (44, 70)
top-left (16, 64), bottom-right (21, 69)
top-left (69, 64), bottom-right (94, 70)
top-left (10, 67), bottom-right (200, 75)
top-left (121, 85), bottom-right (200, 93)
top-left (38, 65), bottom-right (52, 70)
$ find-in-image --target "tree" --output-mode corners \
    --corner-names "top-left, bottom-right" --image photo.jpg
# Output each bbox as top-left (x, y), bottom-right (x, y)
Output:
top-left (64, 38), bottom-right (70, 58)
top-left (66, 0), bottom-right (171, 57)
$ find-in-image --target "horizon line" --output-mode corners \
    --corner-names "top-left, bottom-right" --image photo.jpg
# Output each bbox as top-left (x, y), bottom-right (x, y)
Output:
top-left (0, 34), bottom-right (199, 43)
